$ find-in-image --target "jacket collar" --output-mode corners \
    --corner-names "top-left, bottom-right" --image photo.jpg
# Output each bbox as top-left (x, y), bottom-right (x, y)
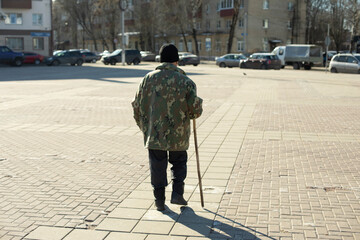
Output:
top-left (155, 62), bottom-right (186, 75)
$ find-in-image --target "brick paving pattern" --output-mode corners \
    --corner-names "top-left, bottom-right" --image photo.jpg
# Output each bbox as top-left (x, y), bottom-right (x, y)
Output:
top-left (0, 64), bottom-right (359, 239)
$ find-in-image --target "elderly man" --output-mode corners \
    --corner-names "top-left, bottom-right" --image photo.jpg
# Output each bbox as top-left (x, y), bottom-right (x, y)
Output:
top-left (132, 44), bottom-right (203, 211)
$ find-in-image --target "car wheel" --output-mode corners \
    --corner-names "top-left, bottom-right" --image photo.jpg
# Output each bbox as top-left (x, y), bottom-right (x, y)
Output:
top-left (193, 64), bottom-right (198, 66)
top-left (76, 59), bottom-right (83, 66)
top-left (91, 59), bottom-right (97, 63)
top-left (53, 60), bottom-right (60, 66)
top-left (261, 64), bottom-right (267, 70)
top-left (293, 62), bottom-right (300, 70)
top-left (71, 63), bottom-right (76, 66)
top-left (14, 58), bottom-right (23, 67)
top-left (110, 60), bottom-right (116, 65)
top-left (179, 60), bottom-right (185, 66)
top-left (219, 62), bottom-right (226, 68)
top-left (330, 67), bottom-right (337, 73)
top-left (133, 58), bottom-right (140, 65)
top-left (34, 59), bottom-right (41, 65)
top-left (304, 65), bottom-right (311, 70)
top-left (104, 62), bottom-right (109, 65)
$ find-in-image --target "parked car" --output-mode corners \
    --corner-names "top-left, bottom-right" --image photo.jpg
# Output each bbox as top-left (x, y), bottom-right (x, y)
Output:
top-left (329, 53), bottom-right (360, 74)
top-left (178, 52), bottom-right (200, 66)
top-left (23, 52), bottom-right (44, 65)
top-left (0, 45), bottom-right (24, 66)
top-left (140, 51), bottom-right (156, 61)
top-left (155, 54), bottom-right (160, 62)
top-left (46, 50), bottom-right (84, 66)
top-left (81, 51), bottom-right (101, 63)
top-left (216, 54), bottom-right (247, 68)
top-left (239, 53), bottom-right (281, 70)
top-left (102, 49), bottom-right (141, 65)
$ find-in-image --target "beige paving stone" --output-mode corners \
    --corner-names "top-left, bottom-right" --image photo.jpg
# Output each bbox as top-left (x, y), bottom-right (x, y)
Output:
top-left (104, 232), bottom-right (146, 240)
top-left (25, 226), bottom-right (72, 240)
top-left (107, 208), bottom-right (147, 219)
top-left (145, 235), bottom-right (186, 240)
top-left (63, 229), bottom-right (109, 240)
top-left (142, 209), bottom-right (180, 221)
top-left (132, 221), bottom-right (174, 235)
top-left (170, 222), bottom-right (212, 237)
top-left (118, 199), bottom-right (154, 209)
top-left (96, 218), bottom-right (138, 232)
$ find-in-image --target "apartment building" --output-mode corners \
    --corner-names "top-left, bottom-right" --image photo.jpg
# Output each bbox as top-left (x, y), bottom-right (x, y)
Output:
top-left (125, 0), bottom-right (306, 57)
top-left (0, 0), bottom-right (52, 56)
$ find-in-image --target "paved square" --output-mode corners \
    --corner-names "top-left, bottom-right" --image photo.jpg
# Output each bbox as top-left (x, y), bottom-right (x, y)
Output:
top-left (0, 63), bottom-right (359, 239)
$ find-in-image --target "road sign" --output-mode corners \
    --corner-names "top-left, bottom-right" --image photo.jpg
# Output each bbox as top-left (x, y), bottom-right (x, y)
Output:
top-left (205, 38), bottom-right (211, 52)
top-left (325, 36), bottom-right (331, 46)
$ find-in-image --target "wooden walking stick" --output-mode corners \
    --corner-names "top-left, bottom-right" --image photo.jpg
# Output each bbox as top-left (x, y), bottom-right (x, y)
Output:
top-left (193, 119), bottom-right (204, 208)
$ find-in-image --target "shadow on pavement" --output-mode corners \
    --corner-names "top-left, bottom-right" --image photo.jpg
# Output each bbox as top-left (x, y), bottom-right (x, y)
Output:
top-left (0, 64), bottom-right (204, 83)
top-left (162, 207), bottom-right (275, 240)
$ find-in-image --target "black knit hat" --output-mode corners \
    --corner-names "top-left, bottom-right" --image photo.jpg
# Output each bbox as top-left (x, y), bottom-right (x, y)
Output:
top-left (159, 44), bottom-right (179, 63)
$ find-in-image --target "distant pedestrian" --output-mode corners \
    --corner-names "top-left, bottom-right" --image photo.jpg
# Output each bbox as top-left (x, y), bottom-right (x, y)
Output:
top-left (132, 44), bottom-right (203, 211)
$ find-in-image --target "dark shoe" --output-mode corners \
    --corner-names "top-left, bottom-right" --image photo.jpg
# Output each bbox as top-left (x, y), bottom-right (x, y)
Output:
top-left (155, 200), bottom-right (165, 211)
top-left (171, 192), bottom-right (188, 205)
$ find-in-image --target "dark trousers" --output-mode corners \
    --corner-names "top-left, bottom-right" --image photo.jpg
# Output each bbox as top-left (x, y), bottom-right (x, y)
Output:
top-left (148, 149), bottom-right (187, 195)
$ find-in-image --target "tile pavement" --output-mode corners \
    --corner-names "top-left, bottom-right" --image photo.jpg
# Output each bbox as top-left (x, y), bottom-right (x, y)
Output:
top-left (0, 64), bottom-right (359, 239)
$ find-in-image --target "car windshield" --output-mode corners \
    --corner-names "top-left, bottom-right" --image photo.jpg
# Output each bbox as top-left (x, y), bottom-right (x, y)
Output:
top-left (355, 56), bottom-right (360, 61)
top-left (54, 51), bottom-right (65, 57)
top-left (110, 50), bottom-right (121, 55)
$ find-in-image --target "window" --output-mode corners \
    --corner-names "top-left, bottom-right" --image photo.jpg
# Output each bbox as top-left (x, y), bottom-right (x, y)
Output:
top-left (287, 20), bottom-right (292, 29)
top-left (32, 14), bottom-right (43, 26)
top-left (5, 13), bottom-right (22, 25)
top-left (179, 39), bottom-right (184, 51)
top-left (6, 38), bottom-right (24, 50)
top-left (206, 20), bottom-right (210, 30)
top-left (347, 56), bottom-right (357, 63)
top-left (263, 0), bottom-right (269, 9)
top-left (187, 40), bottom-right (192, 52)
top-left (197, 40), bottom-right (202, 51)
top-left (226, 20), bottom-right (231, 29)
top-left (240, 0), bottom-right (244, 8)
top-left (196, 22), bottom-right (201, 30)
top-left (206, 4), bottom-right (210, 14)
top-left (263, 19), bottom-right (269, 29)
top-left (286, 39), bottom-right (292, 45)
top-left (262, 38), bottom-right (269, 51)
top-left (217, 20), bottom-right (221, 29)
top-left (238, 17), bottom-right (244, 28)
top-left (216, 40), bottom-right (221, 52)
top-left (237, 40), bottom-right (244, 51)
top-left (288, 2), bottom-right (294, 11)
top-left (33, 37), bottom-right (44, 50)
top-left (220, 0), bottom-right (234, 9)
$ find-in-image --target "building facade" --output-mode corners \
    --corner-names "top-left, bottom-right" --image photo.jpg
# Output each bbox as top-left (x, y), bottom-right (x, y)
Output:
top-left (123, 0), bottom-right (307, 58)
top-left (0, 0), bottom-right (52, 56)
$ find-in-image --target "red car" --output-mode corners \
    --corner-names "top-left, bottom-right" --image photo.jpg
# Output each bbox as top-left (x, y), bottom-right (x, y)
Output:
top-left (23, 52), bottom-right (44, 65)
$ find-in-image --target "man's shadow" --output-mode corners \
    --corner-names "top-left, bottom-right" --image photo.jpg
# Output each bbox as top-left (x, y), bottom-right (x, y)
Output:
top-left (161, 206), bottom-right (276, 239)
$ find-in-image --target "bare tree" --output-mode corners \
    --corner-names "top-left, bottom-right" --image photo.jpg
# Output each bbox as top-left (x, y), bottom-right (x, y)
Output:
top-left (226, 0), bottom-right (241, 53)
top-left (328, 0), bottom-right (347, 51)
top-left (345, 0), bottom-right (360, 52)
top-left (189, 0), bottom-right (202, 55)
top-left (59, 0), bottom-right (100, 51)
top-left (97, 0), bottom-right (120, 51)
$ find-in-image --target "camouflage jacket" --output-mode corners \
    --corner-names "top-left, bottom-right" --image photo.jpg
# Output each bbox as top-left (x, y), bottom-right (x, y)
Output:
top-left (132, 63), bottom-right (203, 151)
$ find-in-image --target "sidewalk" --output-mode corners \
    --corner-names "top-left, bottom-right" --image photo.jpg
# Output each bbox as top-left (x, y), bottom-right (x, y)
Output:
top-left (0, 64), bottom-right (359, 239)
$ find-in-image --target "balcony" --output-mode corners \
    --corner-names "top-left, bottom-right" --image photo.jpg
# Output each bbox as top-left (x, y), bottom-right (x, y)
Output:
top-left (220, 8), bottom-right (235, 17)
top-left (1, 0), bottom-right (32, 9)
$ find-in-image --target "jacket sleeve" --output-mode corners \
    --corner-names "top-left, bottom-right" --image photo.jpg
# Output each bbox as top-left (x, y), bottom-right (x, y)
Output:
top-left (186, 81), bottom-right (203, 119)
top-left (131, 81), bottom-right (143, 128)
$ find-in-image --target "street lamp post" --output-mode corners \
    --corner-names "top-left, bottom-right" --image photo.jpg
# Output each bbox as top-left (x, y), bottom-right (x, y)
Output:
top-left (119, 0), bottom-right (128, 66)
